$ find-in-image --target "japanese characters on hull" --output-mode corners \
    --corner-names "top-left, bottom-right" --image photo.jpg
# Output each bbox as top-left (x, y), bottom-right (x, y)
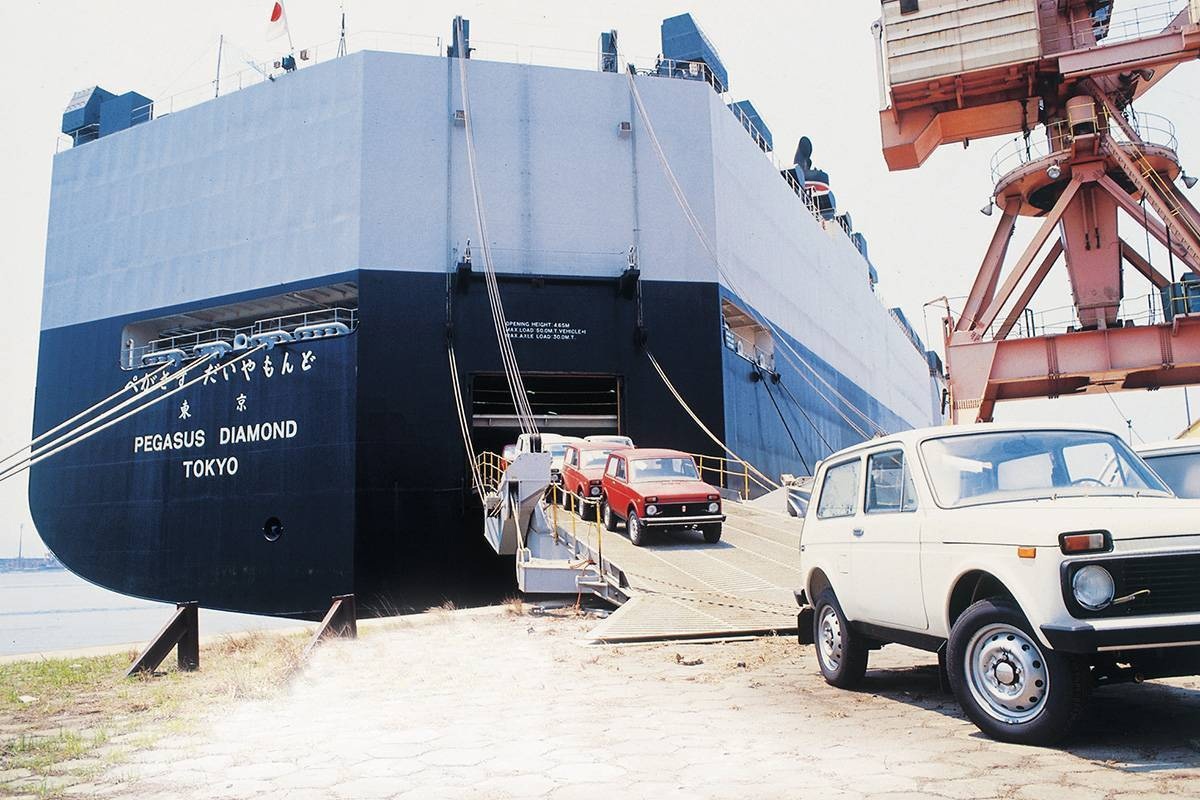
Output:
top-left (125, 348), bottom-right (319, 481)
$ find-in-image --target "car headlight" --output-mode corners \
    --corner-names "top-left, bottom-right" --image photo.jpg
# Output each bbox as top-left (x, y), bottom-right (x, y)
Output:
top-left (645, 504), bottom-right (658, 516)
top-left (707, 502), bottom-right (719, 513)
top-left (1072, 565), bottom-right (1115, 610)
top-left (589, 486), bottom-right (601, 497)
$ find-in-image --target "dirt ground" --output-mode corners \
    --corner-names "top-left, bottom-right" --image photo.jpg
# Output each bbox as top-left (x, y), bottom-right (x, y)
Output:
top-left (5, 605), bottom-right (1200, 799)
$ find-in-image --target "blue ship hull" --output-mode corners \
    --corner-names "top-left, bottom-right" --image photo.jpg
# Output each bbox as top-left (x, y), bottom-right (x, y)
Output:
top-left (31, 269), bottom-right (926, 615)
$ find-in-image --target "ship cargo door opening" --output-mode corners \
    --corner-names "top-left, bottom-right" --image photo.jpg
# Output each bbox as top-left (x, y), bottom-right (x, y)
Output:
top-left (470, 374), bottom-right (621, 455)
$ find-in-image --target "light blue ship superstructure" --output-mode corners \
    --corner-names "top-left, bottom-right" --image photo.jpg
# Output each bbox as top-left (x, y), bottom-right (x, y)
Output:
top-left (33, 14), bottom-right (943, 614)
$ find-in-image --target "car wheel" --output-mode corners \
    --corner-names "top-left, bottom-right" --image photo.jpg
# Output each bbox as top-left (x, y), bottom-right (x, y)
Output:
top-left (701, 523), bottom-right (722, 544)
top-left (627, 510), bottom-right (646, 546)
top-left (947, 598), bottom-right (1089, 746)
top-left (602, 500), bottom-right (620, 532)
top-left (812, 589), bottom-right (868, 689)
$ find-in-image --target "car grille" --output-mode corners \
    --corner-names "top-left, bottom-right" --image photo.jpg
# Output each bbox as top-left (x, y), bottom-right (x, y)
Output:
top-left (650, 502), bottom-right (712, 518)
top-left (1065, 553), bottom-right (1200, 618)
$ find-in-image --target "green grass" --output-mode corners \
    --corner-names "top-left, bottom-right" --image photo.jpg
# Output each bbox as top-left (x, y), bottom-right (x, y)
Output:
top-left (0, 654), bottom-right (131, 717)
top-left (0, 632), bottom-right (307, 797)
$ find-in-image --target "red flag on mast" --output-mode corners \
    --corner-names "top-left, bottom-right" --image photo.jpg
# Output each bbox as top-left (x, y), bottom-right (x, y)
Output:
top-left (267, 2), bottom-right (290, 42)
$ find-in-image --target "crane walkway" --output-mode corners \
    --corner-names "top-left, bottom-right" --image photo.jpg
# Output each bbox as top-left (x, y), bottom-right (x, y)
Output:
top-left (551, 501), bottom-right (803, 642)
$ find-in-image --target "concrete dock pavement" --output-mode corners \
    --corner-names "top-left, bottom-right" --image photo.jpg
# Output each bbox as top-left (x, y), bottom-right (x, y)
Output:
top-left (49, 606), bottom-right (1200, 800)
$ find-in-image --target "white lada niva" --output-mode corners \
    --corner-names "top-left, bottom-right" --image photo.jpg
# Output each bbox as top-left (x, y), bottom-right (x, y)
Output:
top-left (794, 424), bottom-right (1200, 745)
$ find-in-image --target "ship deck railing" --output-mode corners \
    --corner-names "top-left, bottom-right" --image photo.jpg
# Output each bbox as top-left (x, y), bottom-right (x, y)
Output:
top-left (123, 306), bottom-right (358, 370)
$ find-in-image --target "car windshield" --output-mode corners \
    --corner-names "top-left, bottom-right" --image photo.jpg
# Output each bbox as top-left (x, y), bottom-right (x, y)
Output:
top-left (581, 450), bottom-right (612, 469)
top-left (590, 436), bottom-right (632, 446)
top-left (630, 456), bottom-right (699, 482)
top-left (546, 443), bottom-right (570, 459)
top-left (920, 430), bottom-right (1168, 508)
top-left (1142, 451), bottom-right (1200, 498)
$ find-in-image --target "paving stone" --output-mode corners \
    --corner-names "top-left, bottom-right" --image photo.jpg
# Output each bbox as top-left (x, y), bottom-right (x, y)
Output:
top-left (53, 609), bottom-right (1200, 800)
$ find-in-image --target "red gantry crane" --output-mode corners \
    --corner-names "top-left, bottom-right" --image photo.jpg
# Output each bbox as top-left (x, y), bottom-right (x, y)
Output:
top-left (875, 0), bottom-right (1200, 423)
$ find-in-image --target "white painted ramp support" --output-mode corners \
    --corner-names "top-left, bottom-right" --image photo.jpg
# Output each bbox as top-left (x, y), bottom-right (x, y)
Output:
top-left (482, 452), bottom-right (608, 597)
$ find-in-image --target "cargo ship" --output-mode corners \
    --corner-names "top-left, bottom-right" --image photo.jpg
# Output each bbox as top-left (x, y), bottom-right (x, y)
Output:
top-left (30, 14), bottom-right (943, 616)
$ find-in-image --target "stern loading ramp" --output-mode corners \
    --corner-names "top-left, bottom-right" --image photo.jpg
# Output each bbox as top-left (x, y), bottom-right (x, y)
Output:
top-left (478, 451), bottom-right (801, 643)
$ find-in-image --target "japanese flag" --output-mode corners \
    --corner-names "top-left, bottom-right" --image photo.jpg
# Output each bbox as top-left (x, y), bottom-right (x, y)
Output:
top-left (267, 2), bottom-right (289, 41)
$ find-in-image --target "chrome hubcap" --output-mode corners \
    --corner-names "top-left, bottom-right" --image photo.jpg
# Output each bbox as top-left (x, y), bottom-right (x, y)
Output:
top-left (818, 606), bottom-right (843, 671)
top-left (964, 623), bottom-right (1049, 725)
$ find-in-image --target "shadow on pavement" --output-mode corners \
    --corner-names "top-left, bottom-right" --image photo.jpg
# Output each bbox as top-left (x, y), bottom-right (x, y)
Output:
top-left (859, 660), bottom-right (1200, 768)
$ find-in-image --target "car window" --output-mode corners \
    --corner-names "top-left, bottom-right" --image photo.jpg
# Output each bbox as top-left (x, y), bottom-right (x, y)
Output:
top-left (921, 430), bottom-right (1167, 508)
top-left (615, 458), bottom-right (626, 481)
top-left (865, 450), bottom-right (917, 513)
top-left (629, 457), bottom-right (700, 482)
top-left (564, 447), bottom-right (576, 468)
top-left (605, 457), bottom-right (619, 478)
top-left (996, 452), bottom-right (1053, 490)
top-left (816, 459), bottom-right (860, 519)
top-left (1143, 452), bottom-right (1200, 498)
top-left (582, 450), bottom-right (612, 469)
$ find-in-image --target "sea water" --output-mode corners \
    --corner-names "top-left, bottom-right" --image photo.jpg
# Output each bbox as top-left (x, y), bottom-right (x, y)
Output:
top-left (0, 569), bottom-right (302, 657)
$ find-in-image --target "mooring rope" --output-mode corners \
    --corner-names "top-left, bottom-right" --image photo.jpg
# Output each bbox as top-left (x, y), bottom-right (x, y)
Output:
top-left (448, 344), bottom-right (485, 498)
top-left (0, 362), bottom-right (173, 470)
top-left (0, 356), bottom-right (215, 481)
top-left (626, 69), bottom-right (888, 440)
top-left (0, 346), bottom-right (265, 484)
top-left (455, 19), bottom-right (538, 437)
top-left (646, 350), bottom-right (779, 490)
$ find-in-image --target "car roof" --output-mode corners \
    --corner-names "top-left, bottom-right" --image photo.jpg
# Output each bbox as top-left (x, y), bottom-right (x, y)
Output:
top-left (611, 447), bottom-right (691, 460)
top-left (821, 423), bottom-right (1127, 462)
top-left (572, 441), bottom-right (616, 451)
top-left (1137, 439), bottom-right (1200, 456)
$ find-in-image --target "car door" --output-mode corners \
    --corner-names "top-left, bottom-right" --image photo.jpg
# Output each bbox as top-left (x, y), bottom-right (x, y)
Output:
top-left (851, 447), bottom-right (928, 630)
top-left (603, 455), bottom-right (627, 519)
top-left (561, 446), bottom-right (578, 491)
top-left (810, 457), bottom-right (865, 617)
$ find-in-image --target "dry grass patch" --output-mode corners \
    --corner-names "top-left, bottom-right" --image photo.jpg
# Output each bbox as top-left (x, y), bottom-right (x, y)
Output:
top-left (0, 631), bottom-right (306, 796)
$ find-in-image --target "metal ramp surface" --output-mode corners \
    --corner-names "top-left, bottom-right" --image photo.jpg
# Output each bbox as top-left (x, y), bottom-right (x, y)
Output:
top-left (553, 502), bottom-right (803, 643)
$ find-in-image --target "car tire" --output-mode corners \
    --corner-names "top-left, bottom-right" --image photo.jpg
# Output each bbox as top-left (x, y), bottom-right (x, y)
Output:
top-left (627, 510), bottom-right (646, 546)
top-left (812, 589), bottom-right (868, 690)
top-left (602, 499), bottom-right (620, 532)
top-left (947, 598), bottom-right (1090, 746)
top-left (701, 523), bottom-right (722, 544)
top-left (576, 489), bottom-right (589, 520)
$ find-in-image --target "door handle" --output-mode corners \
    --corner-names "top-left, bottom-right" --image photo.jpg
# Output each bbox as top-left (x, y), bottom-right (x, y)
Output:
top-left (852, 528), bottom-right (865, 537)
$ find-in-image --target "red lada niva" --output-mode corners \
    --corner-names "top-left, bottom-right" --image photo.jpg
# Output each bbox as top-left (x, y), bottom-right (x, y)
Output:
top-left (600, 448), bottom-right (725, 546)
top-left (560, 441), bottom-right (617, 516)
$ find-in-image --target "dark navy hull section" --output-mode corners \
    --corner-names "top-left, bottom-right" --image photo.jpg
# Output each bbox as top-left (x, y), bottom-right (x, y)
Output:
top-left (30, 276), bottom-right (359, 617)
top-left (31, 269), bottom-right (923, 615)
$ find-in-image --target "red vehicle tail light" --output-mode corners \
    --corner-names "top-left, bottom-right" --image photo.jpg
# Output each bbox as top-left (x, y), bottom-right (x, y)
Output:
top-left (1059, 531), bottom-right (1112, 555)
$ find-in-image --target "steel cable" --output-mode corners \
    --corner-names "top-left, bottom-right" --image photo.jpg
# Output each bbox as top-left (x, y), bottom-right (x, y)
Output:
top-left (0, 356), bottom-right (215, 481)
top-left (0, 347), bottom-right (265, 484)
top-left (0, 362), bottom-right (173, 470)
top-left (625, 69), bottom-right (889, 439)
top-left (646, 350), bottom-right (779, 489)
top-left (455, 21), bottom-right (538, 436)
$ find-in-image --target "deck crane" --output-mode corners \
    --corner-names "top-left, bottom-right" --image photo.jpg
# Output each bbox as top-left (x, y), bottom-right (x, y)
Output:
top-left (875, 0), bottom-right (1200, 423)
